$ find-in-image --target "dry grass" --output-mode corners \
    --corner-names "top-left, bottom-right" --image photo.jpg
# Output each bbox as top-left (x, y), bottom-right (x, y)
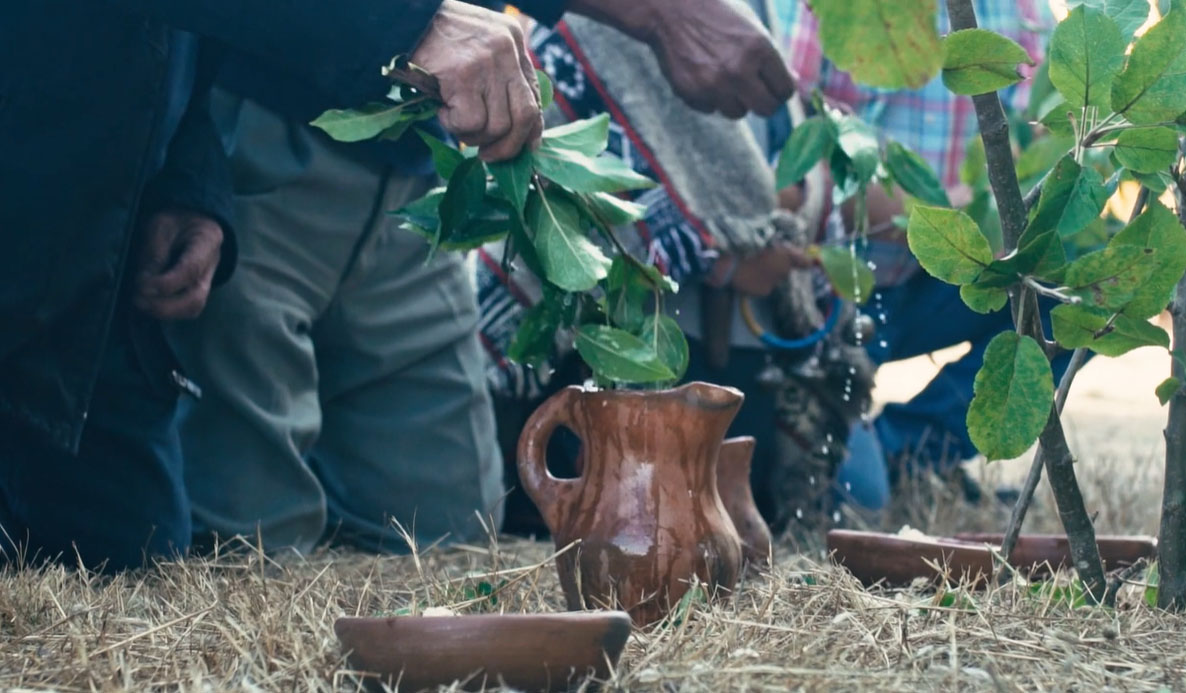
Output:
top-left (1, 445), bottom-right (1183, 692)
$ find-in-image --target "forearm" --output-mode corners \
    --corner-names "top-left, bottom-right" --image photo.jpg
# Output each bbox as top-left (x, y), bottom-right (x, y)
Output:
top-left (565, 0), bottom-right (659, 39)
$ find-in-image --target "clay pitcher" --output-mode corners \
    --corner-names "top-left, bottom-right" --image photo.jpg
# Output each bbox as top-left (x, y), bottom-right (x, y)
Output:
top-left (717, 437), bottom-right (773, 569)
top-left (518, 382), bottom-right (745, 626)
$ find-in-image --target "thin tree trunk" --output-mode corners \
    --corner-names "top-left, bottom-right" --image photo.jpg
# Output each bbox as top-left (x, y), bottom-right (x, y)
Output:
top-left (1000, 190), bottom-right (1148, 570)
top-left (947, 0), bottom-right (1108, 602)
top-left (1159, 178), bottom-right (1186, 609)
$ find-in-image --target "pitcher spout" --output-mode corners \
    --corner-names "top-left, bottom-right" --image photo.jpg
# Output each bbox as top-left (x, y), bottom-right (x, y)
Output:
top-left (672, 381), bottom-right (744, 438)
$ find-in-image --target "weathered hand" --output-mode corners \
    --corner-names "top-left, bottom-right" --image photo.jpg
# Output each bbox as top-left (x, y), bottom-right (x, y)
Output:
top-left (134, 210), bottom-right (224, 320)
top-left (412, 0), bottom-right (543, 162)
top-left (708, 243), bottom-right (814, 297)
top-left (568, 0), bottom-right (795, 118)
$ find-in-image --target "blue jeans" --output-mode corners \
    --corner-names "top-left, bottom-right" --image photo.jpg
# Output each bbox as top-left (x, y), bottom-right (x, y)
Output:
top-left (0, 314), bottom-right (189, 572)
top-left (839, 272), bottom-right (1078, 510)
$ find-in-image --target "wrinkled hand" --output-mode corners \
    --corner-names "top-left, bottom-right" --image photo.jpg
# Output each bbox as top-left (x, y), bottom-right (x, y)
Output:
top-left (569, 0), bottom-right (795, 118)
top-left (134, 210), bottom-right (224, 320)
top-left (708, 243), bottom-right (814, 297)
top-left (412, 0), bottom-right (543, 162)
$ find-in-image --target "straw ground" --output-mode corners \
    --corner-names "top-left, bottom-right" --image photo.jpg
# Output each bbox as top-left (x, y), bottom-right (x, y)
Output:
top-left (1, 351), bottom-right (1182, 691)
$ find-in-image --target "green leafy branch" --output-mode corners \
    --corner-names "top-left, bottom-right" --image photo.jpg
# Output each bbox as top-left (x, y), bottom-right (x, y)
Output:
top-left (312, 66), bottom-right (686, 387)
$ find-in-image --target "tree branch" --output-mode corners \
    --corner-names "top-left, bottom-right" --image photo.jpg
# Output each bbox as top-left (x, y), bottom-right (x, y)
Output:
top-left (947, 0), bottom-right (1107, 602)
top-left (1160, 164), bottom-right (1186, 610)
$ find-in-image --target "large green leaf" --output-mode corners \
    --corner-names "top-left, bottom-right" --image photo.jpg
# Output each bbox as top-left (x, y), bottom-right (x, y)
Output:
top-left (1026, 155), bottom-right (1110, 238)
top-left (489, 150), bottom-right (533, 213)
top-left (1064, 244), bottom-right (1158, 309)
top-left (808, 0), bottom-right (943, 89)
top-left (393, 187), bottom-right (446, 230)
top-left (541, 114), bottom-right (611, 157)
top-left (642, 314), bottom-right (691, 381)
top-left (1048, 6), bottom-right (1126, 109)
top-left (1113, 126), bottom-right (1180, 173)
top-left (906, 206), bottom-right (993, 285)
top-left (775, 116), bottom-right (835, 188)
top-left (960, 284), bottom-right (1009, 314)
top-left (835, 115), bottom-right (881, 183)
top-left (1051, 304), bottom-right (1170, 355)
top-left (417, 130), bottom-right (466, 179)
top-left (967, 333), bottom-right (1055, 461)
top-left (582, 193), bottom-right (648, 227)
top-left (1110, 200), bottom-right (1186, 318)
top-left (532, 145), bottom-right (656, 194)
top-left (885, 141), bottom-right (950, 206)
top-left (438, 158), bottom-right (488, 251)
top-left (311, 101), bottom-right (421, 142)
top-left (1013, 227), bottom-right (1069, 282)
top-left (1069, 0), bottom-right (1152, 42)
top-left (942, 29), bottom-right (1035, 96)
top-left (574, 325), bottom-right (676, 384)
top-left (605, 256), bottom-right (650, 332)
top-left (527, 189), bottom-right (610, 292)
top-left (818, 246), bottom-right (875, 304)
top-left (1111, 5), bottom-right (1186, 124)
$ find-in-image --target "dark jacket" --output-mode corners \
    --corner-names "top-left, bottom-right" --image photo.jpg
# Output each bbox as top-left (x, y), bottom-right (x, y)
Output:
top-left (213, 0), bottom-right (568, 176)
top-left (0, 0), bottom-right (452, 452)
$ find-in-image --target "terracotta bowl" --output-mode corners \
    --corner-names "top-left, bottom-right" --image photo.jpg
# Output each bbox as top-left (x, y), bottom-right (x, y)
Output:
top-left (827, 529), bottom-right (994, 587)
top-left (334, 611), bottom-right (632, 692)
top-left (951, 532), bottom-right (1157, 574)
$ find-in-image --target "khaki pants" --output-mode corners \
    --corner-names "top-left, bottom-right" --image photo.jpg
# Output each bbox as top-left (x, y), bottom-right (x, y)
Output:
top-left (167, 95), bottom-right (503, 554)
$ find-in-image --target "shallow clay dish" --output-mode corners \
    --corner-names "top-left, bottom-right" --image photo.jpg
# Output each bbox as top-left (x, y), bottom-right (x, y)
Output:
top-left (827, 529), bottom-right (995, 587)
top-left (952, 532), bottom-right (1156, 574)
top-left (334, 611), bottom-right (631, 692)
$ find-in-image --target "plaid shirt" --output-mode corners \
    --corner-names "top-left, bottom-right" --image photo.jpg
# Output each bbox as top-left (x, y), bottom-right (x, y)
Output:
top-left (773, 0), bottom-right (1052, 284)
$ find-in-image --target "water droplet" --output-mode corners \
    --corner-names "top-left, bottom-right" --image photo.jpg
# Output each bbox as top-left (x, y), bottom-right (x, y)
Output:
top-left (821, 446), bottom-right (830, 455)
top-left (826, 433), bottom-right (834, 443)
top-left (848, 366), bottom-right (856, 375)
top-left (842, 394), bottom-right (851, 402)
top-left (866, 261), bottom-right (878, 270)
top-left (844, 482), bottom-right (852, 491)
top-left (795, 508), bottom-right (804, 519)
top-left (809, 475), bottom-right (817, 485)
top-left (878, 313), bottom-right (888, 324)
top-left (832, 511), bottom-right (842, 523)
top-left (878, 340), bottom-right (888, 348)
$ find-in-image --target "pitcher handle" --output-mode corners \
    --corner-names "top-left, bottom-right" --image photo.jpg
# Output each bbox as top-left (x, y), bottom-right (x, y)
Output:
top-left (517, 386), bottom-right (584, 533)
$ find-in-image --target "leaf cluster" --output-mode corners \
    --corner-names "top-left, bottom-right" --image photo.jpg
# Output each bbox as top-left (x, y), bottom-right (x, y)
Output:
top-left (313, 74), bottom-right (686, 387)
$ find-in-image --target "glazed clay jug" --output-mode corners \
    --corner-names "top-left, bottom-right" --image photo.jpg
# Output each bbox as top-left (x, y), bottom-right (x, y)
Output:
top-left (518, 382), bottom-right (745, 626)
top-left (717, 437), bottom-right (773, 568)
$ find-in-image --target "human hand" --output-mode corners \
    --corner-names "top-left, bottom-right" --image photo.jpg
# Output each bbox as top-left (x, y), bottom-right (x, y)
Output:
top-left (134, 210), bottom-right (224, 320)
top-left (568, 0), bottom-right (795, 118)
top-left (411, 0), bottom-right (543, 162)
top-left (707, 243), bottom-right (814, 297)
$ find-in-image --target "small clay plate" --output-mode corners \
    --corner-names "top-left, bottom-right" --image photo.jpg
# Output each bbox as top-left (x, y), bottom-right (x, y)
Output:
top-left (827, 529), bottom-right (995, 587)
top-left (951, 532), bottom-right (1156, 574)
top-left (335, 611), bottom-right (632, 692)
